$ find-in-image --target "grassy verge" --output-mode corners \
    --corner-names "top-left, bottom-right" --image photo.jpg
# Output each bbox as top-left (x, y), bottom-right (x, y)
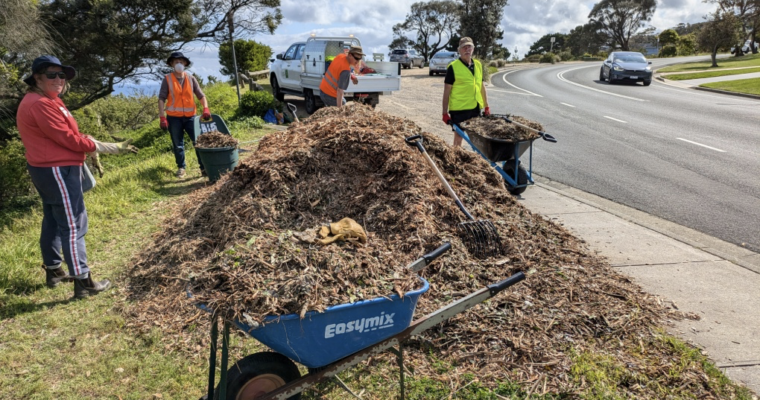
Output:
top-left (658, 53), bottom-right (760, 72)
top-left (701, 78), bottom-right (760, 96)
top-left (665, 66), bottom-right (760, 80)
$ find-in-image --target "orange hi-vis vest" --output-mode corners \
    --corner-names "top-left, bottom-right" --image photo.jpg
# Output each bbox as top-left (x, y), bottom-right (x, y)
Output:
top-left (165, 73), bottom-right (196, 117)
top-left (320, 53), bottom-right (350, 98)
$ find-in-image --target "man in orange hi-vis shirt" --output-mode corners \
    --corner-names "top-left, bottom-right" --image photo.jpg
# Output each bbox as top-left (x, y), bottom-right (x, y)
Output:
top-left (319, 45), bottom-right (364, 107)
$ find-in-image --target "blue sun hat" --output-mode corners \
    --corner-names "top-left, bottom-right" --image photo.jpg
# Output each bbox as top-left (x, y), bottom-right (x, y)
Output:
top-left (166, 52), bottom-right (192, 67)
top-left (23, 55), bottom-right (76, 86)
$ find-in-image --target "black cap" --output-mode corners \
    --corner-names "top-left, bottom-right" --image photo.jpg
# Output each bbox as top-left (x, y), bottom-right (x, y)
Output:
top-left (23, 55), bottom-right (76, 86)
top-left (166, 52), bottom-right (192, 67)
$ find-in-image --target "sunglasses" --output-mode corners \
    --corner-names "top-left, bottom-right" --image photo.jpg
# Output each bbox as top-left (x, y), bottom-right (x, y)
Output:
top-left (351, 54), bottom-right (363, 60)
top-left (44, 72), bottom-right (67, 80)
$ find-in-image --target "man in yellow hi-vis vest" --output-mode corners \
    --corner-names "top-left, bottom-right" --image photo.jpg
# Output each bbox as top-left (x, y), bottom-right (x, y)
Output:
top-left (442, 37), bottom-right (490, 147)
top-left (320, 45), bottom-right (363, 107)
top-left (157, 52), bottom-right (211, 178)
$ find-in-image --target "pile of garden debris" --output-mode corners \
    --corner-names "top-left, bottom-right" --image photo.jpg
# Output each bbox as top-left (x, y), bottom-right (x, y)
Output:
top-left (196, 130), bottom-right (239, 148)
top-left (462, 115), bottom-right (541, 141)
top-left (125, 105), bottom-right (731, 398)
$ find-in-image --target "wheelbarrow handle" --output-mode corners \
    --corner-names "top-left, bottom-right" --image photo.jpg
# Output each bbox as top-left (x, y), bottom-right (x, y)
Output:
top-left (423, 242), bottom-right (451, 263)
top-left (488, 271), bottom-right (526, 296)
top-left (541, 133), bottom-right (557, 143)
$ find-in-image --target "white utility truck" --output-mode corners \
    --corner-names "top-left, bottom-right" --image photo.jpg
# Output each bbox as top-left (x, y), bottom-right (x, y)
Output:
top-left (269, 36), bottom-right (401, 114)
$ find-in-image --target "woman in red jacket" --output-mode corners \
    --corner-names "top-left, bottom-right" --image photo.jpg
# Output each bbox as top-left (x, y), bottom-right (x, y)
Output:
top-left (17, 55), bottom-right (135, 299)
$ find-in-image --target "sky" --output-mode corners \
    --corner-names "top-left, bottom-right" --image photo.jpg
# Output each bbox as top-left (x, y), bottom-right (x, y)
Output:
top-left (117, 0), bottom-right (718, 95)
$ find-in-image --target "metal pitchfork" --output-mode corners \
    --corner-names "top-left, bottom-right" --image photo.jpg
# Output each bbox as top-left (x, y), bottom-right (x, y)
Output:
top-left (405, 135), bottom-right (503, 259)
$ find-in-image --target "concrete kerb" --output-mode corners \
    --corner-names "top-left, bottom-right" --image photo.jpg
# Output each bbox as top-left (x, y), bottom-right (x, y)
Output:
top-left (655, 74), bottom-right (760, 100)
top-left (530, 176), bottom-right (760, 276)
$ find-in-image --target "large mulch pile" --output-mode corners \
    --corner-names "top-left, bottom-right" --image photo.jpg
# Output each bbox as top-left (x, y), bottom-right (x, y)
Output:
top-left (124, 105), bottom-right (736, 398)
top-left (196, 130), bottom-right (239, 148)
top-left (462, 115), bottom-right (542, 141)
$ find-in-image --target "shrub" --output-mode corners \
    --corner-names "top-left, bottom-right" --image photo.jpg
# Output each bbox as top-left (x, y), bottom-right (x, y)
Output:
top-left (0, 136), bottom-right (34, 209)
top-left (497, 60), bottom-right (507, 67)
top-left (526, 54), bottom-right (541, 63)
top-left (559, 50), bottom-right (574, 61)
top-left (238, 90), bottom-right (279, 119)
top-left (659, 45), bottom-right (678, 57)
top-left (488, 60), bottom-right (499, 67)
top-left (72, 92), bottom-right (157, 141)
top-left (539, 52), bottom-right (558, 64)
top-left (199, 82), bottom-right (239, 122)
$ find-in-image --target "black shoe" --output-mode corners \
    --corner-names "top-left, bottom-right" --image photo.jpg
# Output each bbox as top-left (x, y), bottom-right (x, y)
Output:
top-left (201, 169), bottom-right (207, 177)
top-left (73, 275), bottom-right (112, 299)
top-left (44, 265), bottom-right (72, 288)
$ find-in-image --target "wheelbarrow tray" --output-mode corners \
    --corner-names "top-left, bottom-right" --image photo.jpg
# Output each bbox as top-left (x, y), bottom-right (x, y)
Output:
top-left (464, 130), bottom-right (537, 163)
top-left (195, 277), bottom-right (429, 369)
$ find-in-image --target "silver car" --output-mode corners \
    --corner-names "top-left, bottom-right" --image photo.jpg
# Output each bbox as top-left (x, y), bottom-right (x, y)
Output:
top-left (390, 49), bottom-right (424, 69)
top-left (428, 51), bottom-right (458, 76)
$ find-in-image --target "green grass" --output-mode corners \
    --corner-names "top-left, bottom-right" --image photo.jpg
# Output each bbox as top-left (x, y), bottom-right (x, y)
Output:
top-left (657, 53), bottom-right (760, 72)
top-left (665, 66), bottom-right (760, 80)
top-left (701, 77), bottom-right (760, 96)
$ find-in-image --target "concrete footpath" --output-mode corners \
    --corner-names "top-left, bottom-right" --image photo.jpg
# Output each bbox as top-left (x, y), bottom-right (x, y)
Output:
top-left (519, 177), bottom-right (760, 395)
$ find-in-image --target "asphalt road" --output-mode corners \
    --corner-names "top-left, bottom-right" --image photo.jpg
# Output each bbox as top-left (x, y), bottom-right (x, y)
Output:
top-left (488, 56), bottom-right (760, 252)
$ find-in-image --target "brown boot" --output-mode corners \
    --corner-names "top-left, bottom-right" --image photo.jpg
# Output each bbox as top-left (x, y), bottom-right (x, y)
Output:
top-left (43, 265), bottom-right (72, 288)
top-left (73, 274), bottom-right (112, 299)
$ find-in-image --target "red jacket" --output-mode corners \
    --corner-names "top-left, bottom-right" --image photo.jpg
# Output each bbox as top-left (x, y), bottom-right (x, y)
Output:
top-left (17, 92), bottom-right (95, 167)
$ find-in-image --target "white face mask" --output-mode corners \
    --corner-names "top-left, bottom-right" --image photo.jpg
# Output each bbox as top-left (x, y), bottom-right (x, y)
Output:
top-left (174, 63), bottom-right (185, 73)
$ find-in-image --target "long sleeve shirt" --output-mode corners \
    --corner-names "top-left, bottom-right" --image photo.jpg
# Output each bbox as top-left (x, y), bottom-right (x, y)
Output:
top-left (17, 92), bottom-right (96, 167)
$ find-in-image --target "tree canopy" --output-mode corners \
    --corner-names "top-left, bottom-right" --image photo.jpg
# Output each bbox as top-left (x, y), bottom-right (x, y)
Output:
top-left (698, 10), bottom-right (742, 66)
top-left (195, 0), bottom-right (282, 42)
top-left (459, 0), bottom-right (509, 59)
top-left (565, 22), bottom-right (608, 56)
top-left (588, 0), bottom-right (657, 51)
top-left (389, 0), bottom-right (460, 61)
top-left (527, 33), bottom-right (567, 56)
top-left (218, 39), bottom-right (272, 78)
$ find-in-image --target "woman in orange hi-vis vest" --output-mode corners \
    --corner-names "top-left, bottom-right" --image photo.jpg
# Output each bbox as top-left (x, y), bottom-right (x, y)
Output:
top-left (157, 52), bottom-right (212, 178)
top-left (319, 45), bottom-right (364, 107)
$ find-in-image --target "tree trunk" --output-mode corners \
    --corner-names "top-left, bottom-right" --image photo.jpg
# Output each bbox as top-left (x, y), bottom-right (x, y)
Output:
top-left (711, 47), bottom-right (718, 67)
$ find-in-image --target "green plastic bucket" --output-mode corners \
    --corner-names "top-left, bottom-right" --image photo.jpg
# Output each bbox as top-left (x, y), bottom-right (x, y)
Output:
top-left (196, 146), bottom-right (239, 183)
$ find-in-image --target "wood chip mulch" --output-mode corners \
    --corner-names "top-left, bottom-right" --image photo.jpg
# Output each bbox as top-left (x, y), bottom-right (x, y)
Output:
top-left (196, 130), bottom-right (239, 148)
top-left (122, 104), bottom-right (737, 398)
top-left (462, 115), bottom-right (542, 141)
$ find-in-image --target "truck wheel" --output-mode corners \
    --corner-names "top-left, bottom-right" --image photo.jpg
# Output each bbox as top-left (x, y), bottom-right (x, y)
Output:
top-left (418, 61), bottom-right (423, 69)
top-left (215, 352), bottom-right (301, 400)
top-left (270, 76), bottom-right (285, 102)
top-left (304, 90), bottom-right (318, 115)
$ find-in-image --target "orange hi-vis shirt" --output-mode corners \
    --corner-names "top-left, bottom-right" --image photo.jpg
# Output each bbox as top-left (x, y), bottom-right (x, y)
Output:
top-left (164, 73), bottom-right (196, 117)
top-left (320, 53), bottom-right (351, 98)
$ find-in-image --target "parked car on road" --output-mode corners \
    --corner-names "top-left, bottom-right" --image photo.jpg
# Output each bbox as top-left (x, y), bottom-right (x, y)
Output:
top-left (731, 40), bottom-right (758, 54)
top-left (390, 49), bottom-right (424, 69)
top-left (428, 51), bottom-right (458, 76)
top-left (600, 51), bottom-right (653, 86)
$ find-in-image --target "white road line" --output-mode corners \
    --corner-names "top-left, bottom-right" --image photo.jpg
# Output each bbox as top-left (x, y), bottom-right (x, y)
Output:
top-left (604, 116), bottom-right (627, 123)
top-left (488, 88), bottom-right (537, 96)
top-left (387, 100), bottom-right (410, 109)
top-left (677, 138), bottom-right (726, 152)
top-left (561, 102), bottom-right (575, 107)
top-left (557, 66), bottom-right (646, 102)
top-left (500, 70), bottom-right (543, 97)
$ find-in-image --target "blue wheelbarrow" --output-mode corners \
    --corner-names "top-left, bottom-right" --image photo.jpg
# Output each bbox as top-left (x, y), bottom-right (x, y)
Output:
top-left (451, 115), bottom-right (557, 196)
top-left (193, 243), bottom-right (526, 400)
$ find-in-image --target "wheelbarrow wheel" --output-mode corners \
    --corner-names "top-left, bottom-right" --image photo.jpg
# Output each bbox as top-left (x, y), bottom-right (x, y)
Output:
top-left (216, 352), bottom-right (301, 400)
top-left (504, 163), bottom-right (528, 196)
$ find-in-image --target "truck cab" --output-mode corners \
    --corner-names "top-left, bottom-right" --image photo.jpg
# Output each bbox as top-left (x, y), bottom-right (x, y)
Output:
top-left (270, 36), bottom-right (401, 114)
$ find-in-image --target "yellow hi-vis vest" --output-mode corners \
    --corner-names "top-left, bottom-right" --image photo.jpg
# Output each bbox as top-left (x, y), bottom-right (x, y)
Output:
top-left (320, 53), bottom-right (350, 98)
top-left (165, 73), bottom-right (196, 117)
top-left (448, 59), bottom-right (484, 111)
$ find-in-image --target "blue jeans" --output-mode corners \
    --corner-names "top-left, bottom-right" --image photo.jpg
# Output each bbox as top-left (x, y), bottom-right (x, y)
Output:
top-left (167, 115), bottom-right (204, 171)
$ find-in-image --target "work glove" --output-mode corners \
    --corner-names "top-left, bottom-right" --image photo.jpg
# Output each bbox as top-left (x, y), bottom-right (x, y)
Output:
top-left (484, 107), bottom-right (491, 117)
top-left (201, 108), bottom-right (211, 120)
top-left (317, 218), bottom-right (368, 245)
top-left (86, 152), bottom-right (104, 177)
top-left (442, 113), bottom-right (452, 125)
top-left (159, 116), bottom-right (169, 131)
top-left (93, 138), bottom-right (139, 155)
